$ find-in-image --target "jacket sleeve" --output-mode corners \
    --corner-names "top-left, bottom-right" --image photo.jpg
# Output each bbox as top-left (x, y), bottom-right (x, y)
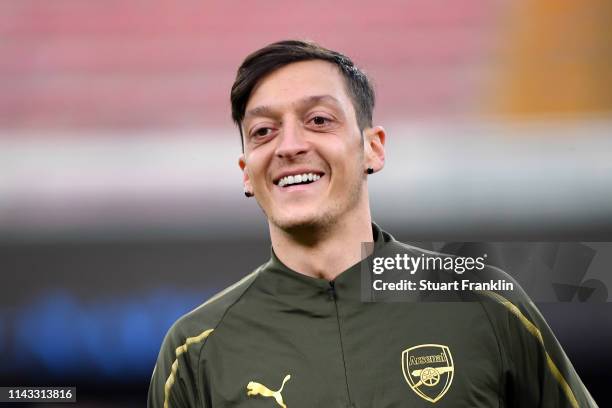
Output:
top-left (148, 323), bottom-right (213, 408)
top-left (480, 288), bottom-right (598, 408)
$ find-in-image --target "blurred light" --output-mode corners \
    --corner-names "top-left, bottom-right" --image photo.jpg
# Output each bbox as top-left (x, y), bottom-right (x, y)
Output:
top-left (15, 292), bottom-right (84, 375)
top-left (12, 289), bottom-right (209, 378)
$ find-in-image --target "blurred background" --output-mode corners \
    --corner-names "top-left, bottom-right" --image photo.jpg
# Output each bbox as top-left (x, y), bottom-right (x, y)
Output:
top-left (1, 0), bottom-right (611, 406)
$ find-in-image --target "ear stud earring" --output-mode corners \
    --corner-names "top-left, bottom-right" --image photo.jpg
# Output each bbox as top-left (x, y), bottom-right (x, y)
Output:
top-left (366, 167), bottom-right (374, 174)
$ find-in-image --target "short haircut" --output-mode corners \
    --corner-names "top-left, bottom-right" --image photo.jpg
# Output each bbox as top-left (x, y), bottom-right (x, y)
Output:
top-left (230, 40), bottom-right (375, 149)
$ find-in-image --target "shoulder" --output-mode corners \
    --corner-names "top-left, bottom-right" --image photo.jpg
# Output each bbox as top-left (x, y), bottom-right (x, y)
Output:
top-left (148, 266), bottom-right (263, 407)
top-left (166, 266), bottom-right (263, 346)
top-left (383, 239), bottom-right (549, 348)
top-left (382, 238), bottom-right (531, 305)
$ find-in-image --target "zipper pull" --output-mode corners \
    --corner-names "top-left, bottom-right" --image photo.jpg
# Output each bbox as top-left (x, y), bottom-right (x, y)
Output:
top-left (328, 280), bottom-right (336, 300)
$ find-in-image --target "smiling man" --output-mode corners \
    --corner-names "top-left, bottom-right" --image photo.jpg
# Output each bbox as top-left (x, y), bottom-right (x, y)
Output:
top-left (236, 54), bottom-right (384, 280)
top-left (148, 40), bottom-right (597, 407)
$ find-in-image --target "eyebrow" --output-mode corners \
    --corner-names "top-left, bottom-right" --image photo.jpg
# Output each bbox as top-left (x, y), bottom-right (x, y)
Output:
top-left (244, 94), bottom-right (342, 121)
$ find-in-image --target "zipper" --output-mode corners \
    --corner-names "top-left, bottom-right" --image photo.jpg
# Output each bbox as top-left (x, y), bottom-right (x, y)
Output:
top-left (328, 280), bottom-right (337, 300)
top-left (329, 280), bottom-right (354, 407)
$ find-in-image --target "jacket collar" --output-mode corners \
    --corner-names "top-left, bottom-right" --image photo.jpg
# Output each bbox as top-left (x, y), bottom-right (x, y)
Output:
top-left (259, 223), bottom-right (394, 301)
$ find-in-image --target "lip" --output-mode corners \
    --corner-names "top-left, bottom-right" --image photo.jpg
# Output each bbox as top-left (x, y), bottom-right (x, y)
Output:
top-left (272, 168), bottom-right (326, 185)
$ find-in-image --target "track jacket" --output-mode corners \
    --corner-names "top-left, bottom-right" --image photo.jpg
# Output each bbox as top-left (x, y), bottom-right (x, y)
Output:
top-left (148, 224), bottom-right (597, 408)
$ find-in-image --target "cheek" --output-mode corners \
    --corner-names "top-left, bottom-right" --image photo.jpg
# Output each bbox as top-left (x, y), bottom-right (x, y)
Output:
top-left (245, 152), bottom-right (268, 183)
top-left (334, 140), bottom-right (364, 171)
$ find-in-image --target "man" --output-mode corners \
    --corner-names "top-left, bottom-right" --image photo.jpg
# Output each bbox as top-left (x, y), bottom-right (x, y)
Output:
top-left (148, 40), bottom-right (597, 407)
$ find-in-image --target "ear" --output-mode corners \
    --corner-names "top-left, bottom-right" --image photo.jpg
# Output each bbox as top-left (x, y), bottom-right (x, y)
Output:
top-left (363, 126), bottom-right (386, 172)
top-left (238, 153), bottom-right (252, 193)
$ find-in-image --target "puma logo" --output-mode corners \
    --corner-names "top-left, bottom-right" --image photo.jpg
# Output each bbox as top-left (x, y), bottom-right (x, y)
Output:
top-left (246, 374), bottom-right (291, 408)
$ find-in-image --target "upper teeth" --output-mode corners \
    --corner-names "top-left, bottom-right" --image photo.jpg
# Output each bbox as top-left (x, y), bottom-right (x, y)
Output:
top-left (278, 173), bottom-right (321, 187)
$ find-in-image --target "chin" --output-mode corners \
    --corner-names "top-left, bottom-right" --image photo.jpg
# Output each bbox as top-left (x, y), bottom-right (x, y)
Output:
top-left (269, 209), bottom-right (335, 233)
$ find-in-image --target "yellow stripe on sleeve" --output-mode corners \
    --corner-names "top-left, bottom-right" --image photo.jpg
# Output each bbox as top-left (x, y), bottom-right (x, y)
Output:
top-left (479, 291), bottom-right (579, 408)
top-left (163, 328), bottom-right (214, 408)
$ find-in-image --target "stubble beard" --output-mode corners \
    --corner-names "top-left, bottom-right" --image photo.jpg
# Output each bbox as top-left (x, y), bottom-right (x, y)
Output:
top-left (264, 171), bottom-right (365, 236)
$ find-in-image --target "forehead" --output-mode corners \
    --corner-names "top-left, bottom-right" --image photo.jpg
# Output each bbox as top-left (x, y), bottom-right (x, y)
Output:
top-left (245, 60), bottom-right (353, 114)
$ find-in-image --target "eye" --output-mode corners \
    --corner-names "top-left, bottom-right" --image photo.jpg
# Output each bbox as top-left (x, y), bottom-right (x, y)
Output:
top-left (308, 115), bottom-right (332, 127)
top-left (250, 126), bottom-right (274, 139)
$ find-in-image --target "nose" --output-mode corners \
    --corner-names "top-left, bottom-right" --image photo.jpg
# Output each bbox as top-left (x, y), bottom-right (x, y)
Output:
top-left (274, 119), bottom-right (309, 159)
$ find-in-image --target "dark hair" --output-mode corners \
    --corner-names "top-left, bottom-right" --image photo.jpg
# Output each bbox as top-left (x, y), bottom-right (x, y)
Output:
top-left (230, 40), bottom-right (375, 148)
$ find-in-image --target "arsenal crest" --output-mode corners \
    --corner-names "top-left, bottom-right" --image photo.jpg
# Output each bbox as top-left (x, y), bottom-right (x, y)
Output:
top-left (402, 344), bottom-right (454, 403)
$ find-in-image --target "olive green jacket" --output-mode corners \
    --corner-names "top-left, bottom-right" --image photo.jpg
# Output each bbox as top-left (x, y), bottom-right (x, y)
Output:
top-left (148, 224), bottom-right (597, 407)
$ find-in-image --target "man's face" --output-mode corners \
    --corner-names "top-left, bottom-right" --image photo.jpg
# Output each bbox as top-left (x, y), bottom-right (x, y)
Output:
top-left (239, 60), bottom-right (368, 232)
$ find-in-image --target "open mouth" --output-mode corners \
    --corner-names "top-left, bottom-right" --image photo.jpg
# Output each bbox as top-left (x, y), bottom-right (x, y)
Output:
top-left (274, 172), bottom-right (325, 188)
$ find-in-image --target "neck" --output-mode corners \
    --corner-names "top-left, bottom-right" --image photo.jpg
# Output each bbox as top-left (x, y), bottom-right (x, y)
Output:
top-left (269, 201), bottom-right (374, 281)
